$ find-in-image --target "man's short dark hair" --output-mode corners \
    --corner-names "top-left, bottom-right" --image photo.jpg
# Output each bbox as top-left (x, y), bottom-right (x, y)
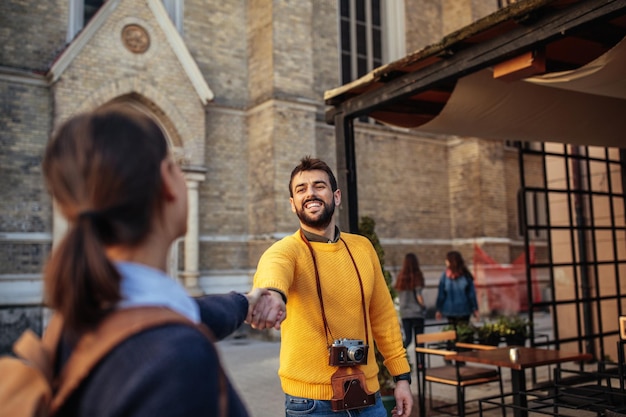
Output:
top-left (289, 156), bottom-right (338, 197)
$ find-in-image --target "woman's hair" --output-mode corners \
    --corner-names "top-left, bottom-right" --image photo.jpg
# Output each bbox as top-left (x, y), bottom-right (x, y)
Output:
top-left (288, 156), bottom-right (338, 197)
top-left (394, 252), bottom-right (425, 290)
top-left (446, 250), bottom-right (474, 280)
top-left (42, 104), bottom-right (169, 332)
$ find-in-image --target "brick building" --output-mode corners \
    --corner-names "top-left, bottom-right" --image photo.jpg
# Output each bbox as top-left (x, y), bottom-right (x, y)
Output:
top-left (1, 0), bottom-right (599, 351)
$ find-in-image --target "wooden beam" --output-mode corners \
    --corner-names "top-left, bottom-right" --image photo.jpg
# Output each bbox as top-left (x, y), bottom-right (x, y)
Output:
top-left (493, 49), bottom-right (546, 81)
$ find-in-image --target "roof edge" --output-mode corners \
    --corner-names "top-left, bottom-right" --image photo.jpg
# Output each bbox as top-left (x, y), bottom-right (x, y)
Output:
top-left (48, 0), bottom-right (214, 105)
top-left (146, 0), bottom-right (214, 104)
top-left (324, 0), bottom-right (560, 102)
top-left (48, 0), bottom-right (122, 83)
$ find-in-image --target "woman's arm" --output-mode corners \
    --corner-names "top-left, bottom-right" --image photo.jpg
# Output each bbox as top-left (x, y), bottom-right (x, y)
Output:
top-left (415, 290), bottom-right (425, 308)
top-left (194, 293), bottom-right (248, 340)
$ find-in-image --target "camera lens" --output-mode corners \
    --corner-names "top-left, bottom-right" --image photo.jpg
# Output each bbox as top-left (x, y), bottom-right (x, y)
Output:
top-left (347, 346), bottom-right (365, 362)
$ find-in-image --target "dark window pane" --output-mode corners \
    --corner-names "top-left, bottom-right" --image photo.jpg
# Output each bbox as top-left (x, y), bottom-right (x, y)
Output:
top-left (372, 0), bottom-right (381, 25)
top-left (372, 28), bottom-right (381, 60)
top-left (84, 0), bottom-right (104, 24)
top-left (340, 0), bottom-right (350, 17)
top-left (356, 24), bottom-right (366, 55)
top-left (357, 57), bottom-right (367, 77)
top-left (373, 58), bottom-right (382, 68)
top-left (341, 20), bottom-right (351, 51)
top-left (356, 0), bottom-right (365, 22)
top-left (341, 53), bottom-right (352, 84)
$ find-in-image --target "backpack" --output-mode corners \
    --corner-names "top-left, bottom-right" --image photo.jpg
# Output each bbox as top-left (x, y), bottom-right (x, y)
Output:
top-left (0, 306), bottom-right (226, 417)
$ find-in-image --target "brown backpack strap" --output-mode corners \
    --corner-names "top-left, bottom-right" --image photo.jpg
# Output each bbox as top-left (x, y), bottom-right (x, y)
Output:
top-left (49, 307), bottom-right (228, 417)
top-left (12, 313), bottom-right (65, 386)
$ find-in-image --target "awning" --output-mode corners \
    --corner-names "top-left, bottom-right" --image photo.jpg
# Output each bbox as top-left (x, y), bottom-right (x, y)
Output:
top-left (324, 0), bottom-right (626, 232)
top-left (325, 0), bottom-right (626, 147)
top-left (408, 37), bottom-right (626, 146)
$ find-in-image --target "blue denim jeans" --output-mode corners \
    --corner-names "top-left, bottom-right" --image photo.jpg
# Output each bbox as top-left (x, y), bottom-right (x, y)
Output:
top-left (285, 392), bottom-right (387, 417)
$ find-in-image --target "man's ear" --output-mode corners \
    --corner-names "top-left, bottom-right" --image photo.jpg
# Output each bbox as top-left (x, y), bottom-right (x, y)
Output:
top-left (334, 189), bottom-right (341, 207)
top-left (160, 159), bottom-right (177, 202)
top-left (289, 197), bottom-right (296, 213)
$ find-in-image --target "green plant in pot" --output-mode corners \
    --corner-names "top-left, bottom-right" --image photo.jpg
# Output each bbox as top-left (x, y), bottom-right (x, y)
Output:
top-left (474, 322), bottom-right (501, 346)
top-left (358, 216), bottom-right (398, 415)
top-left (496, 315), bottom-right (530, 346)
top-left (443, 322), bottom-right (475, 345)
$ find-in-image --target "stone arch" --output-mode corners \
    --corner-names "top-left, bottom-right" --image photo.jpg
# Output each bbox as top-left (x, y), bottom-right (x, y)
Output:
top-left (71, 76), bottom-right (200, 150)
top-left (52, 75), bottom-right (207, 293)
top-left (106, 93), bottom-right (183, 148)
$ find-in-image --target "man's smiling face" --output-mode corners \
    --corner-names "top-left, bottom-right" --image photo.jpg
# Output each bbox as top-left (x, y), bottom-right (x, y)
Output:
top-left (289, 170), bottom-right (340, 231)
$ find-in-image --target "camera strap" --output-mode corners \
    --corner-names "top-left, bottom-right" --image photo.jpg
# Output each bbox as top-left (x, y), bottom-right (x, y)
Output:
top-left (299, 230), bottom-right (370, 348)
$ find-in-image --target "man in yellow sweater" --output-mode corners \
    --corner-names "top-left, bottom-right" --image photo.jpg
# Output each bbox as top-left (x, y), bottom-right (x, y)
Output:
top-left (252, 157), bottom-right (413, 416)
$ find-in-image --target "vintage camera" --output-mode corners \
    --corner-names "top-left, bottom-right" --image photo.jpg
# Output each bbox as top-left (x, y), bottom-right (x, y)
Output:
top-left (329, 338), bottom-right (368, 367)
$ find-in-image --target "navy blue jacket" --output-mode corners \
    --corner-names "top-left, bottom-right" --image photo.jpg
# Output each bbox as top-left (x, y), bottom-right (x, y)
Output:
top-left (56, 293), bottom-right (250, 417)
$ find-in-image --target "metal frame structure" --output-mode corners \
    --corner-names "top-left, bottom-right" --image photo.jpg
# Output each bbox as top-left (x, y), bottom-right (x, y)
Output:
top-left (520, 144), bottom-right (626, 360)
top-left (325, 0), bottom-right (626, 362)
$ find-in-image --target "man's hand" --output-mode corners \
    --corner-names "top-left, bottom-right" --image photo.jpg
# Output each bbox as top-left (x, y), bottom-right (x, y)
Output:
top-left (245, 288), bottom-right (286, 330)
top-left (392, 380), bottom-right (413, 416)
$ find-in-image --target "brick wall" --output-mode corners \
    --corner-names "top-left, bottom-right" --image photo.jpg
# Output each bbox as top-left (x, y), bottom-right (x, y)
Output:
top-left (184, 0), bottom-right (248, 107)
top-left (0, 0), bottom-right (67, 71)
top-left (0, 0), bottom-right (527, 326)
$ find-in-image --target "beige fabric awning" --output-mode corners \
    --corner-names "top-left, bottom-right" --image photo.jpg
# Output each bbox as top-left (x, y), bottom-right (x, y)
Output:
top-left (412, 37), bottom-right (626, 146)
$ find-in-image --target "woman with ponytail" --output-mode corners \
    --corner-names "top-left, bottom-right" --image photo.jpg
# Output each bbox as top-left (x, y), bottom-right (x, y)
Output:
top-left (42, 104), bottom-right (283, 417)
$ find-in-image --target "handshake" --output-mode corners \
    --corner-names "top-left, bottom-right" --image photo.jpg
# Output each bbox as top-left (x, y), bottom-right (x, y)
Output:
top-left (244, 288), bottom-right (286, 330)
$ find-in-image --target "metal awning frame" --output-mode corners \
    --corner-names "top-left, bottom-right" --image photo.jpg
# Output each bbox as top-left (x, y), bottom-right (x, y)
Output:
top-left (326, 0), bottom-right (626, 232)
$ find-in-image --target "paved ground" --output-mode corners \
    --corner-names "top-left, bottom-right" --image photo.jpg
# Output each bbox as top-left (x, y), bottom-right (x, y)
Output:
top-left (217, 336), bottom-right (284, 417)
top-left (217, 312), bottom-right (555, 417)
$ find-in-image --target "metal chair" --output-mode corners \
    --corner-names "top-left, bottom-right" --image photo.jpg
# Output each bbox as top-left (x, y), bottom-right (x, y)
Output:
top-left (415, 330), bottom-right (504, 417)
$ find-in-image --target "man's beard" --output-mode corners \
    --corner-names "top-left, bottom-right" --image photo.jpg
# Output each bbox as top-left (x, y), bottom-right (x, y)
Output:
top-left (296, 198), bottom-right (335, 229)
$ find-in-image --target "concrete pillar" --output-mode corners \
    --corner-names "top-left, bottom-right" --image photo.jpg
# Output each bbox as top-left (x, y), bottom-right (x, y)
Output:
top-left (181, 170), bottom-right (205, 296)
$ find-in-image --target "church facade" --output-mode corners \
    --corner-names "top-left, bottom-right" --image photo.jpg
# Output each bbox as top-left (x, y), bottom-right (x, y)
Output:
top-left (1, 0), bottom-right (535, 350)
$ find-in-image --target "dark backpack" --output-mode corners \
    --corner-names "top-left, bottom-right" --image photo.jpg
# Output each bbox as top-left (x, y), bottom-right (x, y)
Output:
top-left (0, 307), bottom-right (226, 417)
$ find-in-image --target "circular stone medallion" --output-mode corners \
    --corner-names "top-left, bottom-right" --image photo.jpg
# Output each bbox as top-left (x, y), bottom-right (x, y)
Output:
top-left (122, 24), bottom-right (150, 54)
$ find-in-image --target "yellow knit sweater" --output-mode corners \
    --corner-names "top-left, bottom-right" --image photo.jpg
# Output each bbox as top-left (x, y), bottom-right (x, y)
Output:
top-left (253, 230), bottom-right (410, 400)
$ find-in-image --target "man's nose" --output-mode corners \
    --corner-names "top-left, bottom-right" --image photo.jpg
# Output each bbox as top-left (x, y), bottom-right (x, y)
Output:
top-left (304, 185), bottom-right (317, 199)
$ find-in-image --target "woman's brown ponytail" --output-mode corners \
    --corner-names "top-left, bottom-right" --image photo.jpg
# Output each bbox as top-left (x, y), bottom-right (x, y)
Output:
top-left (42, 105), bottom-right (168, 333)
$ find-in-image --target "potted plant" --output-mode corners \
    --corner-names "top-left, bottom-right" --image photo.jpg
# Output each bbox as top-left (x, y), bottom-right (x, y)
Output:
top-left (474, 322), bottom-right (501, 346)
top-left (442, 322), bottom-right (475, 345)
top-left (496, 315), bottom-right (530, 346)
top-left (358, 216), bottom-right (397, 416)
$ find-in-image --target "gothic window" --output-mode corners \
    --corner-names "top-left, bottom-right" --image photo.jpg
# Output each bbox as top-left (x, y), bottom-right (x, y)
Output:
top-left (339, 0), bottom-right (405, 85)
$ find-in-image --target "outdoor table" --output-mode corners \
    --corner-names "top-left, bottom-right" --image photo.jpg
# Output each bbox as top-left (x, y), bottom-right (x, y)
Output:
top-left (449, 346), bottom-right (593, 417)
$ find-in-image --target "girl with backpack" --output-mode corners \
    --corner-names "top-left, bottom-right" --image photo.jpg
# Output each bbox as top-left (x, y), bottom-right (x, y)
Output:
top-left (39, 104), bottom-right (283, 416)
